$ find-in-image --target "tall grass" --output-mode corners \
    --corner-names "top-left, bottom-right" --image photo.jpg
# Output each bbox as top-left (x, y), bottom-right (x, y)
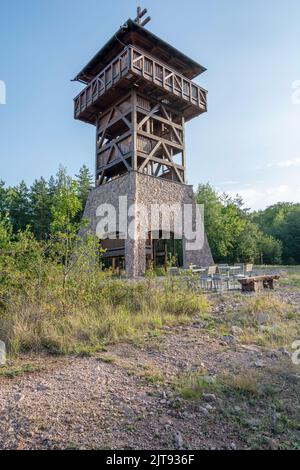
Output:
top-left (0, 232), bottom-right (210, 355)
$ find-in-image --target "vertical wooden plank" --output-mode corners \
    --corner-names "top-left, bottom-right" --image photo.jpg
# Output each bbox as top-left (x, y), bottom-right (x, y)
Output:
top-left (132, 90), bottom-right (138, 171)
top-left (181, 116), bottom-right (187, 184)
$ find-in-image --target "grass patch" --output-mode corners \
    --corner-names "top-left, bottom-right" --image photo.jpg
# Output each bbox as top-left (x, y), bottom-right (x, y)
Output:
top-left (175, 371), bottom-right (218, 400)
top-left (97, 355), bottom-right (117, 364)
top-left (0, 279), bottom-right (210, 357)
top-left (216, 292), bottom-right (300, 349)
top-left (0, 363), bottom-right (41, 378)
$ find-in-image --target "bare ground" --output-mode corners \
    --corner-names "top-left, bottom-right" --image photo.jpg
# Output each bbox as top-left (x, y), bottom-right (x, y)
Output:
top-left (0, 286), bottom-right (300, 450)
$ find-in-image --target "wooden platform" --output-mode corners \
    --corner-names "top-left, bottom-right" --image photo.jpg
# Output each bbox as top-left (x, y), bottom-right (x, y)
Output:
top-left (238, 275), bottom-right (280, 292)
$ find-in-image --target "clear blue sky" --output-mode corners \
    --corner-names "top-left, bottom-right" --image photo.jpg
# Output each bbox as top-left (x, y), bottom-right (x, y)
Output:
top-left (0, 0), bottom-right (300, 209)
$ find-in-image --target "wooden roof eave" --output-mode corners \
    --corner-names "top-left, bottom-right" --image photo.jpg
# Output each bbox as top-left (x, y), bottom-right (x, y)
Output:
top-left (73, 19), bottom-right (206, 84)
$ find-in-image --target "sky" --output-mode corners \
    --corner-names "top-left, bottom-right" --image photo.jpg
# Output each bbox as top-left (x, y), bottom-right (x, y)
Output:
top-left (0, 0), bottom-right (300, 210)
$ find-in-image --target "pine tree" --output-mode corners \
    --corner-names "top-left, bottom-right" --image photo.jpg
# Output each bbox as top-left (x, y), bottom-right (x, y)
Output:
top-left (30, 177), bottom-right (52, 240)
top-left (6, 181), bottom-right (31, 232)
top-left (75, 165), bottom-right (93, 212)
top-left (0, 180), bottom-right (7, 216)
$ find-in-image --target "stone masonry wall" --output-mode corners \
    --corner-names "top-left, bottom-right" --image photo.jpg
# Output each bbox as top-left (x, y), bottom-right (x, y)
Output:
top-left (82, 172), bottom-right (213, 276)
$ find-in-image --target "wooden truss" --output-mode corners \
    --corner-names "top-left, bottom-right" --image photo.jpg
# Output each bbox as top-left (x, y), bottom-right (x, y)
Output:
top-left (95, 91), bottom-right (187, 186)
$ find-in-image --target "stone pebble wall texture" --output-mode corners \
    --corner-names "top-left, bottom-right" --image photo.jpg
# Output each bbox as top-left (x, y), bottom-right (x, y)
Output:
top-left (82, 172), bottom-right (214, 276)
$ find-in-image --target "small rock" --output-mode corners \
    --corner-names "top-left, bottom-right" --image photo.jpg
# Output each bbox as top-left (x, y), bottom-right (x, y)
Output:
top-left (266, 350), bottom-right (280, 359)
top-left (234, 406), bottom-right (241, 414)
top-left (193, 320), bottom-right (207, 329)
top-left (231, 326), bottom-right (243, 336)
top-left (14, 393), bottom-right (24, 402)
top-left (254, 360), bottom-right (266, 368)
top-left (264, 437), bottom-right (279, 450)
top-left (222, 335), bottom-right (236, 345)
top-left (245, 418), bottom-right (260, 429)
top-left (36, 383), bottom-right (50, 392)
top-left (202, 393), bottom-right (217, 403)
top-left (230, 442), bottom-right (237, 450)
top-left (204, 404), bottom-right (214, 411)
top-left (174, 431), bottom-right (184, 449)
top-left (198, 406), bottom-right (210, 415)
top-left (278, 348), bottom-right (291, 358)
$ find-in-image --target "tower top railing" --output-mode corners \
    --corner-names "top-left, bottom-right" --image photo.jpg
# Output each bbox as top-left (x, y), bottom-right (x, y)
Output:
top-left (74, 45), bottom-right (207, 123)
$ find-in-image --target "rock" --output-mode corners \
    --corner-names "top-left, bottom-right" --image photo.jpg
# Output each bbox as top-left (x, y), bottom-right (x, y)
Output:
top-left (245, 418), bottom-right (260, 429)
top-left (264, 437), bottom-right (279, 450)
top-left (0, 340), bottom-right (6, 365)
top-left (202, 393), bottom-right (217, 403)
top-left (174, 431), bottom-right (184, 449)
top-left (198, 406), bottom-right (210, 415)
top-left (222, 335), bottom-right (236, 345)
top-left (265, 350), bottom-right (280, 359)
top-left (35, 383), bottom-right (50, 392)
top-left (14, 393), bottom-right (24, 402)
top-left (230, 442), bottom-right (237, 450)
top-left (278, 348), bottom-right (291, 358)
top-left (234, 406), bottom-right (241, 414)
top-left (272, 412), bottom-right (281, 425)
top-left (231, 326), bottom-right (244, 336)
top-left (254, 360), bottom-right (266, 368)
top-left (192, 320), bottom-right (207, 329)
top-left (204, 404), bottom-right (214, 411)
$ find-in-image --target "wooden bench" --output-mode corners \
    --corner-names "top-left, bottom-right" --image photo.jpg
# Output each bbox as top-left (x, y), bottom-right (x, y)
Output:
top-left (238, 275), bottom-right (280, 292)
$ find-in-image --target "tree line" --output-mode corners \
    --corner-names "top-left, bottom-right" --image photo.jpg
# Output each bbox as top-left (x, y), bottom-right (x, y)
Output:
top-left (0, 168), bottom-right (299, 265)
top-left (196, 184), bottom-right (300, 265)
top-left (0, 165), bottom-right (93, 241)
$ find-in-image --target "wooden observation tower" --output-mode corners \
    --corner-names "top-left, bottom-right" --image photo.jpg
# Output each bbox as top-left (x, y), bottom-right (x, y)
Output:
top-left (73, 8), bottom-right (213, 276)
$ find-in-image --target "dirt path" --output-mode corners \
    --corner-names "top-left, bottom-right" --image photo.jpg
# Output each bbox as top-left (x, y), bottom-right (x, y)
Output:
top-left (0, 290), bottom-right (299, 450)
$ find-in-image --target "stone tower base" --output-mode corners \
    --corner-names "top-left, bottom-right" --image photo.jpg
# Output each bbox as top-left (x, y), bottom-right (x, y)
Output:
top-left (83, 172), bottom-right (213, 277)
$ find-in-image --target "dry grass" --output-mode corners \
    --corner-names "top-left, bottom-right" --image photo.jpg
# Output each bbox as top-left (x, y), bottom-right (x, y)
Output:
top-left (220, 293), bottom-right (300, 349)
top-left (0, 279), bottom-right (210, 356)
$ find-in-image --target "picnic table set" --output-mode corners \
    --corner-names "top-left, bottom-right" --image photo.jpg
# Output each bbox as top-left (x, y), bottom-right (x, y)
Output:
top-left (169, 264), bottom-right (280, 292)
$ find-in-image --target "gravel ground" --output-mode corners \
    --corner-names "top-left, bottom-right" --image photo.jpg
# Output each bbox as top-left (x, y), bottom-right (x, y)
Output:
top-left (0, 286), bottom-right (299, 450)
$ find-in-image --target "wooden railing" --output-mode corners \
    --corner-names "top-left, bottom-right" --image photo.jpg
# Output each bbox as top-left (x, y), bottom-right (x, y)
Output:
top-left (74, 48), bottom-right (130, 118)
top-left (74, 46), bottom-right (207, 119)
top-left (130, 46), bottom-right (207, 110)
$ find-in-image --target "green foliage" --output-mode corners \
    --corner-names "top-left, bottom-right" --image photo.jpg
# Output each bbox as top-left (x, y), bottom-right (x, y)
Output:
top-left (252, 203), bottom-right (300, 264)
top-left (196, 183), bottom-right (283, 264)
top-left (0, 165), bottom-right (92, 242)
top-left (29, 177), bottom-right (52, 240)
top-left (6, 181), bottom-right (31, 232)
top-left (75, 165), bottom-right (93, 217)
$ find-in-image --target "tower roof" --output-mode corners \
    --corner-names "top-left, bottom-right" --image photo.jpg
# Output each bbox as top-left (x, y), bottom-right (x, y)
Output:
top-left (73, 18), bottom-right (206, 84)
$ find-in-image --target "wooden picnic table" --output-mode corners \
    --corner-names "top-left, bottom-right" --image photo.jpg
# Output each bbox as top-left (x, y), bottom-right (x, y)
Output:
top-left (238, 275), bottom-right (280, 293)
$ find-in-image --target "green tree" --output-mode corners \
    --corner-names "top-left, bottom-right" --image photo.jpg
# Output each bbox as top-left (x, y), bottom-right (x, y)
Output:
top-left (0, 180), bottom-right (7, 216)
top-left (50, 175), bottom-right (82, 289)
top-left (29, 177), bottom-right (52, 240)
top-left (6, 181), bottom-right (31, 232)
top-left (258, 233), bottom-right (283, 265)
top-left (253, 202), bottom-right (300, 264)
top-left (75, 165), bottom-right (93, 212)
top-left (280, 207), bottom-right (300, 264)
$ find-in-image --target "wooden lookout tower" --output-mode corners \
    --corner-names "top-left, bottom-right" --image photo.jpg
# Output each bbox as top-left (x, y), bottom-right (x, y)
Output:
top-left (74, 8), bottom-right (213, 276)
